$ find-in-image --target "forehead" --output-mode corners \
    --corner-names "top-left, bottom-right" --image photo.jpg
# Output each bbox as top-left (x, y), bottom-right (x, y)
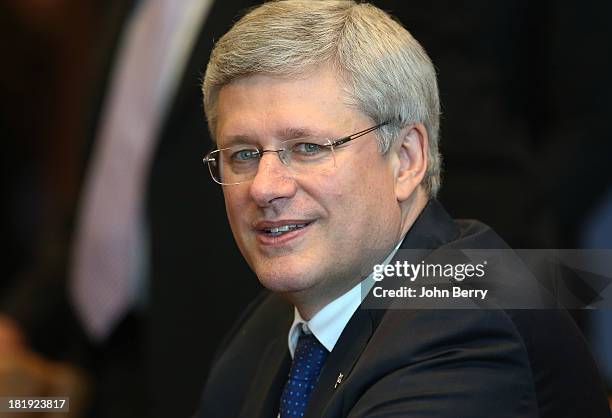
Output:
top-left (214, 68), bottom-right (370, 147)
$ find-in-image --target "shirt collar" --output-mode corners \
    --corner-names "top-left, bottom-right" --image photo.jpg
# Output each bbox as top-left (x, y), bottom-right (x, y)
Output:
top-left (287, 237), bottom-right (404, 357)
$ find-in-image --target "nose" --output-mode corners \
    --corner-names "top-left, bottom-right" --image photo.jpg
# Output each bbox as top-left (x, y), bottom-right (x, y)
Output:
top-left (249, 151), bottom-right (297, 207)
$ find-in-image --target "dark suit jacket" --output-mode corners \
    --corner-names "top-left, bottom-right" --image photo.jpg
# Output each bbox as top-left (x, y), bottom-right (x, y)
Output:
top-left (197, 200), bottom-right (611, 418)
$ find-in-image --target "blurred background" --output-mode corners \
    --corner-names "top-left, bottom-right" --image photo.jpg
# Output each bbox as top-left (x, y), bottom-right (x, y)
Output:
top-left (1, 0), bottom-right (611, 417)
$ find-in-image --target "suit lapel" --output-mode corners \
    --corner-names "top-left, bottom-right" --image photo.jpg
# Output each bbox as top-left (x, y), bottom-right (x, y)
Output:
top-left (305, 308), bottom-right (374, 417)
top-left (239, 335), bottom-right (291, 418)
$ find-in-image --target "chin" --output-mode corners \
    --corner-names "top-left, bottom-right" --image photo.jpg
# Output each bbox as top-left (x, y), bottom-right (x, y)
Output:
top-left (254, 262), bottom-right (320, 294)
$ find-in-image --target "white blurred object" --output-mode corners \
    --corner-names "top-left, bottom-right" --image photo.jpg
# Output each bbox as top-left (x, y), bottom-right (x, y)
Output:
top-left (69, 0), bottom-right (212, 342)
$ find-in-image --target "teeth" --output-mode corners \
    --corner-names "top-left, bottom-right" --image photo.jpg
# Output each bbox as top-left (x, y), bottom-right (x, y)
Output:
top-left (266, 223), bottom-right (307, 236)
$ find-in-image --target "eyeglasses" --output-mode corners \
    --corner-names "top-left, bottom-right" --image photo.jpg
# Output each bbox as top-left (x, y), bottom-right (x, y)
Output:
top-left (203, 121), bottom-right (388, 185)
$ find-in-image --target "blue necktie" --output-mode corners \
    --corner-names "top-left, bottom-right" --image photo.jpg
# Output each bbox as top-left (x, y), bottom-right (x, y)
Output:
top-left (279, 334), bottom-right (329, 418)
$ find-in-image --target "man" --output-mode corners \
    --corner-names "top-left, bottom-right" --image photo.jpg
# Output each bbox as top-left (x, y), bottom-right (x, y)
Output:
top-left (195, 1), bottom-right (612, 417)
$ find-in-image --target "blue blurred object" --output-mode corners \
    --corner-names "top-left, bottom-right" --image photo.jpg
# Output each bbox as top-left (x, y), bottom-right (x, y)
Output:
top-left (581, 186), bottom-right (612, 391)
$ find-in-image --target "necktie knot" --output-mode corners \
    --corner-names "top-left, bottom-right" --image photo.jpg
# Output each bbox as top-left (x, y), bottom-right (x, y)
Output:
top-left (279, 334), bottom-right (329, 418)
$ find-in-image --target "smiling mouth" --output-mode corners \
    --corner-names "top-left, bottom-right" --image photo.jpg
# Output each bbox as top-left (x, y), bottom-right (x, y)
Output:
top-left (263, 222), bottom-right (310, 237)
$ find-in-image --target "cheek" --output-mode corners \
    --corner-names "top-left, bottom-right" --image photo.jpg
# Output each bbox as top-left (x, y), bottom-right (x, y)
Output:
top-left (296, 170), bottom-right (345, 208)
top-left (223, 189), bottom-right (250, 234)
top-left (349, 166), bottom-right (398, 225)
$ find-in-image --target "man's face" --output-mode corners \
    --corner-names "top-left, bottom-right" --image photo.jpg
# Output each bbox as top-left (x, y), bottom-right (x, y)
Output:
top-left (215, 67), bottom-right (405, 309)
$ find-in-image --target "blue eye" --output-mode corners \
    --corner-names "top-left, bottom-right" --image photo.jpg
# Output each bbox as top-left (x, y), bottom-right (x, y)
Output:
top-left (293, 142), bottom-right (323, 155)
top-left (231, 149), bottom-right (260, 161)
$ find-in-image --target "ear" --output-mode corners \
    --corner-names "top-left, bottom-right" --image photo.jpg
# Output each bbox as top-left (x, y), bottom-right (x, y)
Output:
top-left (392, 123), bottom-right (428, 202)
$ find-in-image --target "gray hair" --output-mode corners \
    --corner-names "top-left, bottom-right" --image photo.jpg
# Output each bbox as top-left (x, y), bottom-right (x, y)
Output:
top-left (203, 0), bottom-right (441, 196)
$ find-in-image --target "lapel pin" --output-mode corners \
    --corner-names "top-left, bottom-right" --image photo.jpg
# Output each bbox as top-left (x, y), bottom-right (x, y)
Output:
top-left (334, 372), bottom-right (344, 389)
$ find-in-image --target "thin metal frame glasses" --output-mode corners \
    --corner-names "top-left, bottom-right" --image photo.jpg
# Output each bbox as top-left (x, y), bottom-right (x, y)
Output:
top-left (203, 121), bottom-right (388, 185)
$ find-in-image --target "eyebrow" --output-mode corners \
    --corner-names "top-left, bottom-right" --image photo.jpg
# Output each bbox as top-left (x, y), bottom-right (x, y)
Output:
top-left (218, 134), bottom-right (254, 149)
top-left (219, 126), bottom-right (334, 148)
top-left (278, 126), bottom-right (327, 140)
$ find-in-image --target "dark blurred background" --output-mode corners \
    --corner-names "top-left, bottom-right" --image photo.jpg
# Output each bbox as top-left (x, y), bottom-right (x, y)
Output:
top-left (1, 0), bottom-right (611, 417)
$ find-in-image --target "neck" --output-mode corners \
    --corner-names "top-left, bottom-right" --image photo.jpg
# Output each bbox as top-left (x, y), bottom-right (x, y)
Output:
top-left (398, 187), bottom-right (429, 239)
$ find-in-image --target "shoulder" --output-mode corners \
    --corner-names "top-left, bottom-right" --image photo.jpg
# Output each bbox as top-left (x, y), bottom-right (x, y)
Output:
top-left (505, 309), bottom-right (611, 417)
top-left (349, 305), bottom-right (610, 418)
top-left (197, 291), bottom-right (292, 416)
top-left (209, 290), bottom-right (292, 365)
